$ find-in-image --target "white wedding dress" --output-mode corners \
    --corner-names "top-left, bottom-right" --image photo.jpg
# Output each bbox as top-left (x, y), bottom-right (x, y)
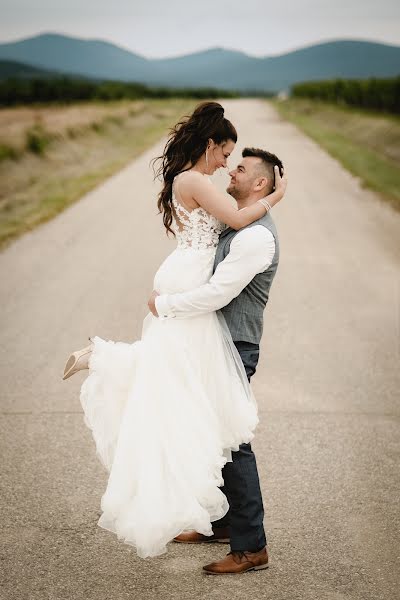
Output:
top-left (79, 176), bottom-right (259, 558)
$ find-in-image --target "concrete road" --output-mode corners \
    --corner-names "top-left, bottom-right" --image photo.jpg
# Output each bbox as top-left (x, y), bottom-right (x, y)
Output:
top-left (1, 99), bottom-right (399, 600)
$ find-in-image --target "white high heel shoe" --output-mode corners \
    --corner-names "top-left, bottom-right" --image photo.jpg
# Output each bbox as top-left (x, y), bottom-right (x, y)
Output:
top-left (62, 337), bottom-right (94, 380)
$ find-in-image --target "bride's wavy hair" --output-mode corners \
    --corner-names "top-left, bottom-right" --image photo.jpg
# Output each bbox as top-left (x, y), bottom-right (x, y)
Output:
top-left (152, 101), bottom-right (237, 235)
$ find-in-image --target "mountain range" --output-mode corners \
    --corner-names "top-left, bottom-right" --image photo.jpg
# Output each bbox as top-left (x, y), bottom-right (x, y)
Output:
top-left (0, 33), bottom-right (399, 92)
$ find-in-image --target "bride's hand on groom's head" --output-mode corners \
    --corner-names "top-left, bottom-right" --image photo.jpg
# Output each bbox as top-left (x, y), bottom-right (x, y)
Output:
top-left (273, 165), bottom-right (287, 202)
top-left (148, 290), bottom-right (160, 317)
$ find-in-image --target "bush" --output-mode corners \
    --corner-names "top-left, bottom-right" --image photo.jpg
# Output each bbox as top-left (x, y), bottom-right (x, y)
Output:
top-left (291, 77), bottom-right (400, 114)
top-left (26, 125), bottom-right (51, 154)
top-left (0, 143), bottom-right (19, 161)
top-left (0, 76), bottom-right (239, 106)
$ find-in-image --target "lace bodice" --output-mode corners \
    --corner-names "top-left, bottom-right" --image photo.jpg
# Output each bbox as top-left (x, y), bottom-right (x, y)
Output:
top-left (171, 180), bottom-right (226, 250)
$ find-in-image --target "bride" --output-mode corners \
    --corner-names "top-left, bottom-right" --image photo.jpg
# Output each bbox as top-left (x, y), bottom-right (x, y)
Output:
top-left (62, 101), bottom-right (285, 558)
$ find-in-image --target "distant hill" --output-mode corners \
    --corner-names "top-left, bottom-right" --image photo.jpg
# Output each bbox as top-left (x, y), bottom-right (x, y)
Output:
top-left (0, 33), bottom-right (399, 92)
top-left (0, 59), bottom-right (59, 81)
top-left (0, 33), bottom-right (153, 83)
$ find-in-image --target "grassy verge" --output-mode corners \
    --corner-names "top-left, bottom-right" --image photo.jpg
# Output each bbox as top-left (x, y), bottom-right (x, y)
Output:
top-left (0, 98), bottom-right (197, 250)
top-left (273, 98), bottom-right (400, 211)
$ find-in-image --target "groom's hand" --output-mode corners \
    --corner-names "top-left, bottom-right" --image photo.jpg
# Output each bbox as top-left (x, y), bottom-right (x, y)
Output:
top-left (148, 290), bottom-right (160, 317)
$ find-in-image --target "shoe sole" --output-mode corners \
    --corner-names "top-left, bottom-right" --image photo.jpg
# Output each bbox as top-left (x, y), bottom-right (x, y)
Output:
top-left (203, 563), bottom-right (269, 575)
top-left (173, 538), bottom-right (230, 544)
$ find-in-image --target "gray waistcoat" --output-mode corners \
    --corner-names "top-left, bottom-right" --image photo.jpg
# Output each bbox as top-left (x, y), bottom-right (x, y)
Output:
top-left (213, 212), bottom-right (279, 344)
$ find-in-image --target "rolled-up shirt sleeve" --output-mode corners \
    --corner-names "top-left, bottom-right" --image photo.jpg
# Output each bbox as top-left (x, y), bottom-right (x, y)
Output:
top-left (155, 225), bottom-right (275, 320)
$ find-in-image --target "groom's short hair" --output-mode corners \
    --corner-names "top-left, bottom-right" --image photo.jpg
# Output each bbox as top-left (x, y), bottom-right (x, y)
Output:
top-left (242, 147), bottom-right (284, 192)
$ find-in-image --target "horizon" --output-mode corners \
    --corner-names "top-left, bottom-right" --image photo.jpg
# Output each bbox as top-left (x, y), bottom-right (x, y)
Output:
top-left (1, 0), bottom-right (399, 59)
top-left (0, 30), bottom-right (399, 61)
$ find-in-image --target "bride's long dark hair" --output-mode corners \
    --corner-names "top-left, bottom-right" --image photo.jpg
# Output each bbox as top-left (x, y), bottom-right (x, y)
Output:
top-left (152, 101), bottom-right (237, 235)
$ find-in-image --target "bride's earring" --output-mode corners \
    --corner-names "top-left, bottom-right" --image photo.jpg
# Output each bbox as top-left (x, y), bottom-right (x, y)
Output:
top-left (205, 147), bottom-right (209, 169)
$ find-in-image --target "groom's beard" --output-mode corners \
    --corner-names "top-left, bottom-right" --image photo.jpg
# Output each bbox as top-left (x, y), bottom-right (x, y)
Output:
top-left (227, 186), bottom-right (247, 203)
top-left (227, 184), bottom-right (241, 200)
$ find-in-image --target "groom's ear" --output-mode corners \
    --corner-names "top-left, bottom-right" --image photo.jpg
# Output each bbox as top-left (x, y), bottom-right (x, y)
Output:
top-left (255, 176), bottom-right (269, 191)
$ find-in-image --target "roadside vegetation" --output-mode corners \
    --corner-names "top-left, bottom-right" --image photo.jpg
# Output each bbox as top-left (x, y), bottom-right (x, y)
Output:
top-left (0, 76), bottom-right (238, 106)
top-left (0, 98), bottom-right (198, 250)
top-left (274, 97), bottom-right (400, 211)
top-left (292, 77), bottom-right (399, 114)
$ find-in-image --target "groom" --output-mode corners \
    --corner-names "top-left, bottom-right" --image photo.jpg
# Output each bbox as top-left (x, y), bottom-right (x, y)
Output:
top-left (148, 147), bottom-right (283, 575)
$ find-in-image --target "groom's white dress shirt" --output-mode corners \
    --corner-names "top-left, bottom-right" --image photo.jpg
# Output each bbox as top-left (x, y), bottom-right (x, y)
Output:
top-left (155, 226), bottom-right (275, 320)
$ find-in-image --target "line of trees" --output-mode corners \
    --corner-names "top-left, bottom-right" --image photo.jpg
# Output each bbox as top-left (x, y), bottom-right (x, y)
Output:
top-left (0, 76), bottom-right (239, 106)
top-left (292, 77), bottom-right (400, 114)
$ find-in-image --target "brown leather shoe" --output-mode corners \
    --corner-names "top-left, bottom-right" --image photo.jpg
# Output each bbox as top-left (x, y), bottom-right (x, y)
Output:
top-left (173, 527), bottom-right (230, 544)
top-left (203, 547), bottom-right (269, 574)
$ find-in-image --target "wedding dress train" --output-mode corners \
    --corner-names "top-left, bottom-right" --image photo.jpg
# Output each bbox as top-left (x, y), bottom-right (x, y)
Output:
top-left (79, 177), bottom-right (259, 558)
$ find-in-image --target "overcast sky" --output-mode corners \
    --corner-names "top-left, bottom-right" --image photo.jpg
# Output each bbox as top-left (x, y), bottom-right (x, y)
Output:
top-left (1, 0), bottom-right (399, 58)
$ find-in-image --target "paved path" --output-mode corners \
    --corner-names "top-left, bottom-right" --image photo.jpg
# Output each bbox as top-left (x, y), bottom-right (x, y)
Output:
top-left (1, 99), bottom-right (399, 600)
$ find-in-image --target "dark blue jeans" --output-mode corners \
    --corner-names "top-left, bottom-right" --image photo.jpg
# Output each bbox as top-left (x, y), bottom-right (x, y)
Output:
top-left (212, 341), bottom-right (267, 552)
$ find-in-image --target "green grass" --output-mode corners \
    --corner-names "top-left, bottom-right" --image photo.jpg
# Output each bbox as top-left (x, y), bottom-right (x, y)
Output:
top-left (273, 98), bottom-right (400, 211)
top-left (25, 124), bottom-right (53, 154)
top-left (0, 143), bottom-right (19, 161)
top-left (0, 98), bottom-right (198, 250)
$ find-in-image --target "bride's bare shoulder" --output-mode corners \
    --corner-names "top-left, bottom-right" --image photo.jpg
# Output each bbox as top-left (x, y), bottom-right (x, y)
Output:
top-left (175, 170), bottom-right (212, 192)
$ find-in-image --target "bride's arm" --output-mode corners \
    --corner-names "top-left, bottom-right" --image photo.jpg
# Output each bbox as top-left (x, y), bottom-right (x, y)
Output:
top-left (181, 168), bottom-right (286, 230)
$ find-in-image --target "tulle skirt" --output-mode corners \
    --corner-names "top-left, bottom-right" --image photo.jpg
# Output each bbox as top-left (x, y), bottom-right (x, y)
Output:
top-left (79, 250), bottom-right (259, 558)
